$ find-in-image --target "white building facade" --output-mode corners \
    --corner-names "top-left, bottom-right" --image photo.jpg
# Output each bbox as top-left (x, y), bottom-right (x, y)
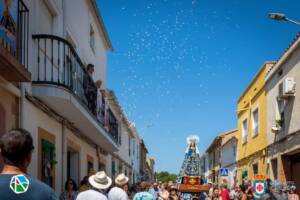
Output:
top-left (220, 131), bottom-right (238, 188)
top-left (129, 124), bottom-right (141, 184)
top-left (0, 0), bottom-right (154, 195)
top-left (265, 34), bottom-right (300, 191)
top-left (200, 154), bottom-right (209, 183)
top-left (22, 0), bottom-right (116, 194)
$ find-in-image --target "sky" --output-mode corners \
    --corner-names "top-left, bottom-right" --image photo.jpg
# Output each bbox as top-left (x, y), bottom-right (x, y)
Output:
top-left (97, 0), bottom-right (300, 173)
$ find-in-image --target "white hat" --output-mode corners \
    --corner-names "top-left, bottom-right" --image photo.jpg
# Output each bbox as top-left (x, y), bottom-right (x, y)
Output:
top-left (115, 173), bottom-right (129, 186)
top-left (89, 171), bottom-right (112, 190)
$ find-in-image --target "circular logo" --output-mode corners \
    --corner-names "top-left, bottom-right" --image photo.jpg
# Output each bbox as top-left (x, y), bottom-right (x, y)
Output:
top-left (10, 175), bottom-right (30, 194)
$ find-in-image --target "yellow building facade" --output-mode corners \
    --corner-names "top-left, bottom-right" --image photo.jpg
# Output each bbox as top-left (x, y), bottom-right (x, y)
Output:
top-left (236, 62), bottom-right (275, 183)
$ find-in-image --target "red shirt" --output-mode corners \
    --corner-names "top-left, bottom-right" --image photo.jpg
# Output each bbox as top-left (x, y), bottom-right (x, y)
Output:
top-left (221, 189), bottom-right (230, 200)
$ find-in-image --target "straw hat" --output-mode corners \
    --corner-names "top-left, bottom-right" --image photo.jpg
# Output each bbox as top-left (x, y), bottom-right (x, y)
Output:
top-left (115, 173), bottom-right (129, 186)
top-left (89, 171), bottom-right (112, 190)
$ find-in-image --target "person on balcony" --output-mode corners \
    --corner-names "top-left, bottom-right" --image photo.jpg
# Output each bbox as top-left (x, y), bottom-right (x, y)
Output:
top-left (96, 80), bottom-right (104, 124)
top-left (83, 64), bottom-right (97, 115)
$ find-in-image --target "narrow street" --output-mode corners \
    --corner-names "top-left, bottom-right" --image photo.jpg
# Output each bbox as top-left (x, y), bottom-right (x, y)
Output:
top-left (0, 0), bottom-right (300, 200)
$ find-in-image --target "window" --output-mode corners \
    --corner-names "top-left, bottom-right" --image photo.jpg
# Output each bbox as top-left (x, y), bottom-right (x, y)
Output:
top-left (278, 69), bottom-right (283, 77)
top-left (137, 144), bottom-right (139, 160)
top-left (98, 163), bottom-right (106, 171)
top-left (275, 98), bottom-right (285, 130)
top-left (252, 163), bottom-right (258, 175)
top-left (67, 147), bottom-right (79, 184)
top-left (87, 155), bottom-right (94, 175)
top-left (242, 119), bottom-right (248, 144)
top-left (119, 162), bottom-right (122, 174)
top-left (89, 25), bottom-right (95, 52)
top-left (38, 128), bottom-right (56, 189)
top-left (132, 140), bottom-right (135, 155)
top-left (108, 109), bottom-right (119, 141)
top-left (280, 111), bottom-right (285, 130)
top-left (252, 108), bottom-right (259, 137)
top-left (128, 137), bottom-right (131, 156)
top-left (271, 159), bottom-right (278, 180)
top-left (118, 130), bottom-right (122, 146)
top-left (233, 145), bottom-right (237, 158)
top-left (87, 161), bottom-right (93, 175)
top-left (41, 139), bottom-right (56, 188)
top-left (112, 160), bottom-right (116, 176)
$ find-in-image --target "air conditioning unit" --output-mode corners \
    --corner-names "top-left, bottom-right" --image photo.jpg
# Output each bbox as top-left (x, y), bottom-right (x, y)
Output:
top-left (279, 77), bottom-right (296, 98)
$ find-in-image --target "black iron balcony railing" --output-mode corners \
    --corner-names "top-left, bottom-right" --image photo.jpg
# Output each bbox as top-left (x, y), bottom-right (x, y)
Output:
top-left (32, 34), bottom-right (87, 104)
top-left (0, 0), bottom-right (30, 81)
top-left (0, 0), bottom-right (29, 66)
top-left (32, 34), bottom-right (118, 144)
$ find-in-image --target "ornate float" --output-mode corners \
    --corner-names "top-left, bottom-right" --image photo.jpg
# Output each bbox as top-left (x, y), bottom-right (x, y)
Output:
top-left (177, 135), bottom-right (210, 199)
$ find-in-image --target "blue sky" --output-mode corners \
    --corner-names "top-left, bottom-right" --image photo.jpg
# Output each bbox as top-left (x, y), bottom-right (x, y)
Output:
top-left (97, 0), bottom-right (299, 173)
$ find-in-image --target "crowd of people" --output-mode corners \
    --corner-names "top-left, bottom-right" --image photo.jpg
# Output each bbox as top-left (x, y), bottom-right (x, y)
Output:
top-left (0, 128), bottom-right (299, 200)
top-left (205, 180), bottom-right (299, 200)
top-left (0, 128), bottom-right (181, 200)
top-left (58, 173), bottom-right (183, 200)
top-left (58, 176), bottom-right (300, 200)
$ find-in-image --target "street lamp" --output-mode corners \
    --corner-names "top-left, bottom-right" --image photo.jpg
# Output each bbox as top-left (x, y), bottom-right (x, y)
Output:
top-left (268, 12), bottom-right (300, 26)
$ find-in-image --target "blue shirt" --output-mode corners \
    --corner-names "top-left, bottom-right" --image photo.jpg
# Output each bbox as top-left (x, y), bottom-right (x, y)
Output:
top-left (0, 174), bottom-right (58, 200)
top-left (148, 188), bottom-right (159, 199)
top-left (133, 191), bottom-right (154, 200)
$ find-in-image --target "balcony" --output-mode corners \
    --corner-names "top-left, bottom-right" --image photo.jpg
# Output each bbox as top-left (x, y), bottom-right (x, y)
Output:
top-left (31, 34), bottom-right (118, 152)
top-left (0, 0), bottom-right (31, 82)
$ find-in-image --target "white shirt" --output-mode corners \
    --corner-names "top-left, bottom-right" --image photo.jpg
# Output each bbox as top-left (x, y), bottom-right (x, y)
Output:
top-left (108, 187), bottom-right (128, 200)
top-left (76, 189), bottom-right (108, 200)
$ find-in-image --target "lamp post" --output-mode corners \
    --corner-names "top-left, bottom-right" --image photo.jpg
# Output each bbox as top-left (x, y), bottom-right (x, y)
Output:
top-left (268, 12), bottom-right (300, 26)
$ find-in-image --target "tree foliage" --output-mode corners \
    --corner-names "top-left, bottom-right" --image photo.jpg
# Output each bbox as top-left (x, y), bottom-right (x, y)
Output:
top-left (155, 171), bottom-right (178, 183)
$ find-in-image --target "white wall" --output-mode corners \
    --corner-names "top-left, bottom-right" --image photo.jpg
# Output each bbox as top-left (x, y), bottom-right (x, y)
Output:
top-left (66, 129), bottom-right (98, 181)
top-left (64, 0), bottom-right (107, 87)
top-left (220, 139), bottom-right (237, 188)
top-left (23, 99), bottom-right (63, 194)
top-left (25, 0), bottom-right (108, 90)
top-left (266, 43), bottom-right (300, 145)
top-left (23, 98), bottom-right (102, 194)
top-left (221, 139), bottom-right (237, 168)
top-left (19, 0), bottom-right (115, 193)
top-left (131, 136), bottom-right (140, 182)
top-left (118, 123), bottom-right (131, 164)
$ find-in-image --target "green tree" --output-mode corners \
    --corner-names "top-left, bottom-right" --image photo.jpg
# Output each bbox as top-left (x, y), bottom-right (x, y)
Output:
top-left (155, 171), bottom-right (178, 183)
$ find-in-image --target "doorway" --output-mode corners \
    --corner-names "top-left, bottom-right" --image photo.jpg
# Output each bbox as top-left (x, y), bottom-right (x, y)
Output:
top-left (291, 153), bottom-right (300, 195)
top-left (67, 147), bottom-right (80, 185)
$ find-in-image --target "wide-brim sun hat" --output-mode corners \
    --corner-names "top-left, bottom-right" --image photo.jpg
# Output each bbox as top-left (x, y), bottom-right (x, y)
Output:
top-left (115, 173), bottom-right (129, 186)
top-left (89, 171), bottom-right (112, 190)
